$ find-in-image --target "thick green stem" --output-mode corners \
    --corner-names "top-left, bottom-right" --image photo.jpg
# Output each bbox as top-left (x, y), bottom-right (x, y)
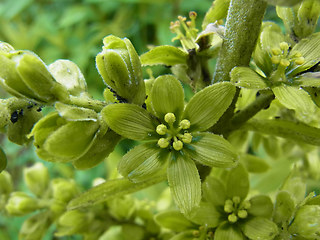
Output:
top-left (213, 0), bottom-right (267, 82)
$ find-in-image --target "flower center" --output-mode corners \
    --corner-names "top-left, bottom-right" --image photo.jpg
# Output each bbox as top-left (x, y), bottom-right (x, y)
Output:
top-left (156, 113), bottom-right (193, 151)
top-left (224, 196), bottom-right (251, 223)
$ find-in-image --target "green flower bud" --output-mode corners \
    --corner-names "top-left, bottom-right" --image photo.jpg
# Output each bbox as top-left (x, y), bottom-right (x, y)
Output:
top-left (5, 192), bottom-right (40, 216)
top-left (51, 178), bottom-right (79, 203)
top-left (108, 196), bottom-right (135, 221)
top-left (96, 35), bottom-right (146, 105)
top-left (289, 205), bottom-right (320, 239)
top-left (49, 59), bottom-right (88, 97)
top-left (7, 106), bottom-right (42, 145)
top-left (0, 51), bottom-right (69, 103)
top-left (164, 113), bottom-right (176, 124)
top-left (0, 41), bottom-right (14, 53)
top-left (19, 212), bottom-right (52, 240)
top-left (30, 106), bottom-right (100, 163)
top-left (56, 210), bottom-right (91, 236)
top-left (0, 171), bottom-right (13, 195)
top-left (156, 124), bottom-right (168, 135)
top-left (0, 147), bottom-right (7, 173)
top-left (23, 163), bottom-right (49, 197)
top-left (173, 140), bottom-right (183, 151)
top-left (266, 0), bottom-right (303, 6)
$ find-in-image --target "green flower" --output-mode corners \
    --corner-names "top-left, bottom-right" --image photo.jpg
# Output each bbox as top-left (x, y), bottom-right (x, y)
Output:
top-left (231, 22), bottom-right (320, 115)
top-left (190, 164), bottom-right (278, 240)
top-left (102, 75), bottom-right (238, 214)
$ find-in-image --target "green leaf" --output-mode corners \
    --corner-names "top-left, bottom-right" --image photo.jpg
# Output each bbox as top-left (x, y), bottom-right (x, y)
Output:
top-left (169, 230), bottom-right (195, 240)
top-left (167, 154), bottom-right (201, 214)
top-left (186, 132), bottom-right (238, 168)
top-left (243, 119), bottom-right (320, 146)
top-left (118, 143), bottom-right (168, 182)
top-left (150, 75), bottom-right (184, 120)
top-left (231, 67), bottom-right (269, 89)
top-left (240, 153), bottom-right (270, 173)
top-left (154, 210), bottom-right (195, 232)
top-left (140, 46), bottom-right (188, 66)
top-left (183, 82), bottom-right (236, 131)
top-left (272, 84), bottom-right (315, 115)
top-left (288, 32), bottom-right (320, 77)
top-left (44, 121), bottom-right (99, 159)
top-left (266, 0), bottom-right (303, 6)
top-left (248, 195), bottom-right (273, 218)
top-left (273, 191), bottom-right (295, 225)
top-left (215, 222), bottom-right (245, 240)
top-left (101, 103), bottom-right (155, 141)
top-left (189, 202), bottom-right (222, 228)
top-left (0, 147), bottom-right (7, 172)
top-left (226, 164), bottom-right (249, 200)
top-left (202, 176), bottom-right (226, 206)
top-left (55, 103), bottom-right (98, 121)
top-left (67, 175), bottom-right (166, 210)
top-left (241, 217), bottom-right (278, 240)
top-left (72, 130), bottom-right (121, 170)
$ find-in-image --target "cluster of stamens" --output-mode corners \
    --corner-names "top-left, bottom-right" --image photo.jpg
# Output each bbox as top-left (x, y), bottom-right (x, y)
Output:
top-left (156, 113), bottom-right (192, 151)
top-left (224, 196), bottom-right (251, 223)
top-left (169, 11), bottom-right (198, 50)
top-left (271, 41), bottom-right (305, 68)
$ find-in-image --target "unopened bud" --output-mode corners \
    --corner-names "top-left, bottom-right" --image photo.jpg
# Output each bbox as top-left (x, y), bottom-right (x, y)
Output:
top-left (23, 163), bottom-right (49, 197)
top-left (5, 192), bottom-right (40, 216)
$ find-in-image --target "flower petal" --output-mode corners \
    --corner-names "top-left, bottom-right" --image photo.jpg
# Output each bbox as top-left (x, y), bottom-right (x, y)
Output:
top-left (226, 164), bottom-right (249, 200)
top-left (215, 222), bottom-right (245, 240)
top-left (293, 72), bottom-right (320, 87)
top-left (118, 143), bottom-right (169, 182)
top-left (248, 195), bottom-right (273, 218)
top-left (202, 176), bottom-right (226, 206)
top-left (183, 82), bottom-right (236, 131)
top-left (288, 32), bottom-right (320, 77)
top-left (241, 217), bottom-right (278, 240)
top-left (231, 67), bottom-right (269, 89)
top-left (167, 153), bottom-right (201, 214)
top-left (273, 84), bottom-right (315, 115)
top-left (189, 202), bottom-right (222, 228)
top-left (154, 210), bottom-right (196, 232)
top-left (101, 103), bottom-right (156, 141)
top-left (186, 132), bottom-right (238, 168)
top-left (150, 75), bottom-right (184, 121)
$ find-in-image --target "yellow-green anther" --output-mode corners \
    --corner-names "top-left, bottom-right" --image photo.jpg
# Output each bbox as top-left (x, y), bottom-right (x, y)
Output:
top-left (224, 204), bottom-right (234, 213)
top-left (156, 124), bottom-right (167, 135)
top-left (179, 119), bottom-right (191, 129)
top-left (237, 209), bottom-right (248, 218)
top-left (295, 57), bottom-right (305, 65)
top-left (232, 196), bottom-right (241, 204)
top-left (241, 200), bottom-right (251, 209)
top-left (280, 59), bottom-right (290, 67)
top-left (181, 133), bottom-right (192, 144)
top-left (173, 140), bottom-right (183, 151)
top-left (272, 48), bottom-right (281, 55)
top-left (292, 52), bottom-right (302, 58)
top-left (228, 213), bottom-right (238, 223)
top-left (280, 42), bottom-right (289, 51)
top-left (164, 113), bottom-right (176, 124)
top-left (158, 138), bottom-right (170, 148)
top-left (225, 199), bottom-right (233, 206)
top-left (271, 56), bottom-right (280, 64)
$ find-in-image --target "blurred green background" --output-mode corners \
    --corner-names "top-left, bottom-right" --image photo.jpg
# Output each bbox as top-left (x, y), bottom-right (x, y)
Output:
top-left (1, 0), bottom-right (317, 239)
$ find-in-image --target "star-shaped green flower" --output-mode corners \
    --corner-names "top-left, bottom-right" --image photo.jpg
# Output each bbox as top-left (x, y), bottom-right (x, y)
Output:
top-left (190, 164), bottom-right (278, 240)
top-left (231, 22), bottom-right (320, 115)
top-left (102, 75), bottom-right (238, 214)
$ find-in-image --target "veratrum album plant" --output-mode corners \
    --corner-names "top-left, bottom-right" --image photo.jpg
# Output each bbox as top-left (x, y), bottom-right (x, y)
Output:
top-left (1, 0), bottom-right (320, 239)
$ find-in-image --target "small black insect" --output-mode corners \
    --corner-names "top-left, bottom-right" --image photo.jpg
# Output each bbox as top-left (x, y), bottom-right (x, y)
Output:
top-left (10, 111), bottom-right (19, 123)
